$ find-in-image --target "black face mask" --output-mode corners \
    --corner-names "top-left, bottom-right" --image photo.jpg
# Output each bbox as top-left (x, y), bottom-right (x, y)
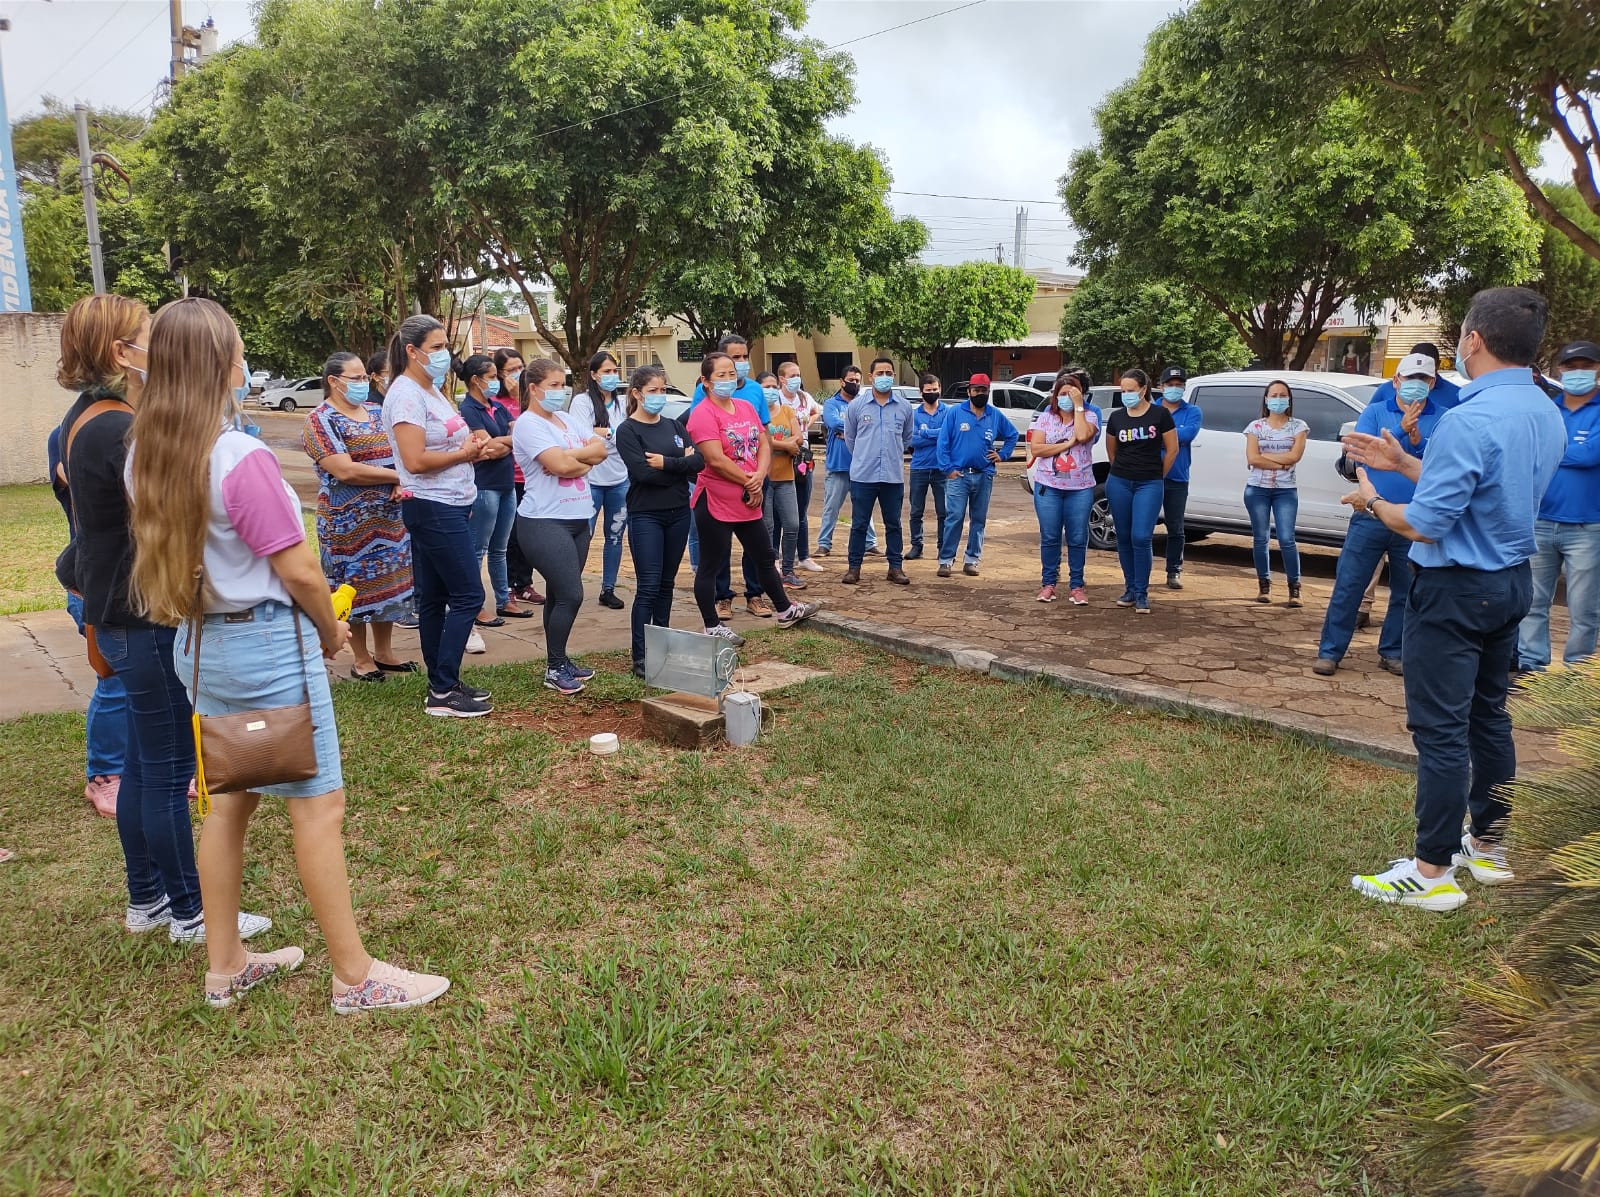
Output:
top-left (841, 380), bottom-right (860, 397)
top-left (922, 391), bottom-right (941, 403)
top-left (970, 391), bottom-right (989, 408)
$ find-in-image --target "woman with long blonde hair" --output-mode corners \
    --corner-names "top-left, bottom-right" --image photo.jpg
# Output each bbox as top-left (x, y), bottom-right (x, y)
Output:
top-left (128, 297), bottom-right (450, 1012)
top-left (57, 293), bottom-right (268, 946)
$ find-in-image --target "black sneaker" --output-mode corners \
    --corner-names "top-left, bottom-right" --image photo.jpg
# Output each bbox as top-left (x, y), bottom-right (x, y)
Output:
top-left (458, 682), bottom-right (492, 701)
top-left (425, 689), bottom-right (493, 718)
top-left (598, 588), bottom-right (625, 610)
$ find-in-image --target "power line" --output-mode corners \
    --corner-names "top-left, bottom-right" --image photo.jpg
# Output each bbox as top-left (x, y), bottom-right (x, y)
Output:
top-left (59, 5), bottom-right (168, 102)
top-left (893, 188), bottom-right (1066, 205)
top-left (19, 1), bottom-right (131, 103)
top-left (825, 0), bottom-right (987, 49)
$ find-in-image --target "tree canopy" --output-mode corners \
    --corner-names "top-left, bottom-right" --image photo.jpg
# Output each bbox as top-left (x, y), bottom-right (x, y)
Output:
top-left (1062, 14), bottom-right (1541, 369)
top-left (1058, 271), bottom-right (1249, 382)
top-left (1527, 185), bottom-right (1600, 364)
top-left (848, 262), bottom-right (1034, 375)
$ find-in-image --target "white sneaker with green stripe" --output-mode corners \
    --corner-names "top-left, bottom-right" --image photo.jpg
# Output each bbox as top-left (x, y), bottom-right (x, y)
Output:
top-left (1351, 858), bottom-right (1468, 912)
top-left (1452, 834), bottom-right (1514, 885)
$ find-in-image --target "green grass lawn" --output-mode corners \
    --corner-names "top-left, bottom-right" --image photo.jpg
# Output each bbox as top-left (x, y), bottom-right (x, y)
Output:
top-left (0, 633), bottom-right (1491, 1194)
top-left (0, 485), bottom-right (66, 616)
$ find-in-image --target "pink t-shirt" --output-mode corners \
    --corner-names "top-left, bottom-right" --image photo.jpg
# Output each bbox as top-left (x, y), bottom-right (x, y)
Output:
top-left (687, 398), bottom-right (764, 523)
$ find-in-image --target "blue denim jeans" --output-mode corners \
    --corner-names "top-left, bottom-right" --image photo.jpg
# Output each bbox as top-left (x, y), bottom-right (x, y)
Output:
top-left (627, 508), bottom-right (690, 668)
top-left (848, 480), bottom-right (904, 569)
top-left (95, 623), bottom-right (201, 919)
top-left (940, 470), bottom-right (994, 566)
top-left (763, 479), bottom-right (801, 574)
top-left (588, 481), bottom-right (630, 592)
top-left (1516, 519), bottom-right (1600, 670)
top-left (1162, 479), bottom-right (1189, 576)
top-left (1404, 562), bottom-right (1530, 867)
top-left (1106, 474), bottom-right (1164, 600)
top-left (67, 590), bottom-right (127, 778)
top-left (468, 486), bottom-right (517, 609)
top-left (1034, 483), bottom-right (1096, 589)
top-left (1243, 485), bottom-right (1300, 584)
top-left (819, 469), bottom-right (876, 553)
top-left (400, 497), bottom-right (484, 694)
top-left (907, 468), bottom-right (947, 554)
top-left (1318, 512), bottom-right (1413, 661)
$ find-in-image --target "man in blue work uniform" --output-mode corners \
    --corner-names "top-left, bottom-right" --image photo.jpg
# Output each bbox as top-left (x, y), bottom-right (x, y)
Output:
top-left (689, 333), bottom-right (772, 620)
top-left (1344, 288), bottom-right (1567, 912)
top-left (816, 364), bottom-right (878, 558)
top-left (1516, 339), bottom-right (1600, 673)
top-left (934, 373), bottom-right (1019, 578)
top-left (905, 373), bottom-right (948, 560)
top-left (841, 357), bottom-right (915, 585)
top-left (1365, 342), bottom-right (1462, 411)
top-left (1157, 365), bottom-right (1202, 589)
top-left (1314, 353), bottom-right (1446, 677)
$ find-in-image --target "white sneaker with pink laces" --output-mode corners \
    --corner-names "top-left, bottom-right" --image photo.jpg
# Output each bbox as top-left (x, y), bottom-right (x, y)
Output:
top-left (330, 959), bottom-right (451, 1014)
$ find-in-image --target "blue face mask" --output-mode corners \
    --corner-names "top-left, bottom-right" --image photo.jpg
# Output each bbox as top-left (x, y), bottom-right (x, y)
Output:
top-left (344, 379), bottom-right (371, 404)
top-left (1163, 386), bottom-right (1185, 404)
top-left (540, 387), bottom-right (570, 414)
top-left (1397, 379), bottom-right (1431, 405)
top-left (712, 379), bottom-right (737, 399)
top-left (873, 375), bottom-right (894, 393)
top-left (734, 360), bottom-right (750, 379)
top-left (784, 375), bottom-right (802, 394)
top-left (763, 386), bottom-right (782, 407)
top-left (422, 348), bottom-right (451, 384)
top-left (1561, 369), bottom-right (1598, 396)
top-left (234, 360), bottom-right (251, 406)
top-left (598, 372), bottom-right (623, 392)
top-left (641, 393), bottom-right (668, 415)
top-left (1265, 397), bottom-right (1291, 414)
top-left (485, 380), bottom-right (501, 398)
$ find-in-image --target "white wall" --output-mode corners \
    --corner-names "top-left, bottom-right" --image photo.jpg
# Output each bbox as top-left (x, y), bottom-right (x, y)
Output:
top-left (0, 314), bottom-right (74, 486)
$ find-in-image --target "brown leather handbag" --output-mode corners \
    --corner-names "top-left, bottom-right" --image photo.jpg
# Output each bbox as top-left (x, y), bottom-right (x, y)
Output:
top-left (187, 581), bottom-right (319, 815)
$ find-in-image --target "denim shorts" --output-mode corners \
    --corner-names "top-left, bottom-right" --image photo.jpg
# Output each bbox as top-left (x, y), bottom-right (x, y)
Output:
top-left (173, 600), bottom-right (344, 798)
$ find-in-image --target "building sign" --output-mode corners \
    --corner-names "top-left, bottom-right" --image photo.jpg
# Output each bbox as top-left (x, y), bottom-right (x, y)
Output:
top-left (0, 49), bottom-right (33, 313)
top-left (676, 338), bottom-right (708, 363)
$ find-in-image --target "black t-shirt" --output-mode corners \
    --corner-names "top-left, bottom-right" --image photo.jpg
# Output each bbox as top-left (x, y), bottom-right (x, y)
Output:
top-left (58, 392), bottom-right (151, 628)
top-left (1107, 402), bottom-right (1176, 482)
top-left (615, 415), bottom-right (703, 514)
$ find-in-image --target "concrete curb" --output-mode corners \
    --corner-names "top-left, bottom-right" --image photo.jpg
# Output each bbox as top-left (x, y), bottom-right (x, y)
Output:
top-left (812, 610), bottom-right (1419, 771)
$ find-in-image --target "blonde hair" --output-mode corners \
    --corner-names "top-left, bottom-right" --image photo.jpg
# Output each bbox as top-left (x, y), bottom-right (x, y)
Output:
top-left (128, 298), bottom-right (240, 625)
top-left (57, 293), bottom-right (149, 394)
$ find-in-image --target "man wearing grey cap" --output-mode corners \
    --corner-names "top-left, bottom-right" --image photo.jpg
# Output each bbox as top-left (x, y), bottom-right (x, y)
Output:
top-left (1515, 338), bottom-right (1600, 673)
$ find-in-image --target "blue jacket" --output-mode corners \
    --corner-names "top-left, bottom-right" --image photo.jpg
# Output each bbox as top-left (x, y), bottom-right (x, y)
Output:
top-left (936, 401), bottom-right (1018, 475)
top-left (1369, 375), bottom-right (1461, 412)
top-left (1353, 395), bottom-right (1441, 503)
top-left (1538, 389), bottom-right (1600, 524)
top-left (691, 378), bottom-right (770, 424)
top-left (1164, 400), bottom-right (1203, 484)
top-left (908, 401), bottom-right (948, 471)
top-left (823, 393), bottom-right (855, 473)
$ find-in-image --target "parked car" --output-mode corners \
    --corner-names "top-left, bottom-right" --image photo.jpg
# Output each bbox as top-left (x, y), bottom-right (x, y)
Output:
top-left (1025, 370), bottom-right (1382, 551)
top-left (1008, 372), bottom-right (1058, 394)
top-left (250, 376), bottom-right (322, 412)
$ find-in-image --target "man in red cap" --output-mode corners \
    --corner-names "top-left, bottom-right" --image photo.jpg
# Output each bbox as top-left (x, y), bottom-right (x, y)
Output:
top-left (933, 374), bottom-right (1018, 576)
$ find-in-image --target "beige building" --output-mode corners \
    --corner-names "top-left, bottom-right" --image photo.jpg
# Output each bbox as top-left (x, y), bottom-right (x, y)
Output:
top-left (1, 313), bottom-right (73, 486)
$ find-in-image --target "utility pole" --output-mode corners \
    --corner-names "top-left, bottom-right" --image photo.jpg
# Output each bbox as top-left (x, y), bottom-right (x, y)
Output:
top-left (170, 0), bottom-right (186, 82)
top-left (1013, 207), bottom-right (1029, 271)
top-left (994, 242), bottom-right (1004, 264)
top-left (75, 105), bottom-right (107, 294)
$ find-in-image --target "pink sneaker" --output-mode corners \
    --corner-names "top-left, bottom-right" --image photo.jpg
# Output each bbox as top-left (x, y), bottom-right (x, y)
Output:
top-left (330, 959), bottom-right (451, 1014)
top-left (84, 775), bottom-right (120, 818)
top-left (1036, 585), bottom-right (1057, 603)
top-left (187, 778), bottom-right (198, 801)
top-left (1069, 587), bottom-right (1088, 606)
top-left (204, 946), bottom-right (305, 1008)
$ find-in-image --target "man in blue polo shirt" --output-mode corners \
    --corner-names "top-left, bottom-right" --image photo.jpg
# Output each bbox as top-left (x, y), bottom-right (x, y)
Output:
top-left (905, 373), bottom-right (948, 560)
top-left (689, 333), bottom-right (771, 619)
top-left (1516, 339), bottom-right (1600, 672)
top-left (816, 364), bottom-right (877, 558)
top-left (841, 357), bottom-right (915, 585)
top-left (1158, 365), bottom-right (1202, 589)
top-left (1314, 353), bottom-right (1446, 677)
top-left (934, 373), bottom-right (1018, 578)
top-left (1365, 341), bottom-right (1462, 411)
top-left (1343, 288), bottom-right (1567, 912)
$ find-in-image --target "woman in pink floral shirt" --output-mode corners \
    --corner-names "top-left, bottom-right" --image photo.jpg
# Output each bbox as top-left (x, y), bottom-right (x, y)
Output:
top-left (1027, 368), bottom-right (1103, 605)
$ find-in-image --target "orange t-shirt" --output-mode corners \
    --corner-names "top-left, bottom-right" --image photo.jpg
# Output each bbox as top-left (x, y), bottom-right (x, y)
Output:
top-left (768, 406), bottom-right (798, 483)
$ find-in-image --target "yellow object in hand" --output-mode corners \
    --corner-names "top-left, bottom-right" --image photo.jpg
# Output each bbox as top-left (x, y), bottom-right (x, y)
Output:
top-left (331, 584), bottom-right (357, 622)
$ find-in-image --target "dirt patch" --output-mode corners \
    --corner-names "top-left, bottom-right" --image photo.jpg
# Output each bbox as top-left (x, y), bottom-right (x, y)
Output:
top-left (496, 698), bottom-right (644, 744)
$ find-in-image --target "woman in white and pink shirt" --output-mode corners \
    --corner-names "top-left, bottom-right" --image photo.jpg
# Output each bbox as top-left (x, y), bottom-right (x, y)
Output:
top-left (1027, 368), bottom-right (1103, 605)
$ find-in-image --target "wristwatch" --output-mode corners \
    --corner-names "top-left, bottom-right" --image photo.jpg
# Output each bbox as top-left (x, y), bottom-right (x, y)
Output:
top-left (1368, 496), bottom-right (1384, 516)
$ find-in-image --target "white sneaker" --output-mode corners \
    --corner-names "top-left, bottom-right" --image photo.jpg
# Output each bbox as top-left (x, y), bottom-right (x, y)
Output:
top-left (798, 558), bottom-right (825, 573)
top-left (1351, 859), bottom-right (1468, 912)
top-left (465, 629), bottom-right (487, 654)
top-left (124, 897), bottom-right (172, 934)
top-left (1452, 835), bottom-right (1514, 885)
top-left (169, 910), bottom-right (274, 944)
top-left (704, 625), bottom-right (745, 647)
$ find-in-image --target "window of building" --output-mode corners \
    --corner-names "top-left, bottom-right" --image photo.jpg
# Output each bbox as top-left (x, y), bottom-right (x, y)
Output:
top-left (624, 352), bottom-right (638, 370)
top-left (815, 351), bottom-right (855, 380)
top-left (767, 352), bottom-right (797, 371)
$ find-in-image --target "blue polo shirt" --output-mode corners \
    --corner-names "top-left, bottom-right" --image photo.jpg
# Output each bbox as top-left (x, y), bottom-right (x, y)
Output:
top-left (459, 394), bottom-right (515, 490)
top-left (1537, 389), bottom-right (1600, 524)
top-left (936, 401), bottom-right (1018, 475)
top-left (690, 378), bottom-right (770, 424)
top-left (1352, 395), bottom-right (1441, 503)
top-left (843, 392), bottom-right (914, 484)
top-left (1369, 374), bottom-right (1462, 411)
top-left (908, 401), bottom-right (948, 471)
top-left (1164, 400), bottom-right (1203, 484)
top-left (1404, 368), bottom-right (1567, 570)
top-left (823, 393), bottom-right (855, 474)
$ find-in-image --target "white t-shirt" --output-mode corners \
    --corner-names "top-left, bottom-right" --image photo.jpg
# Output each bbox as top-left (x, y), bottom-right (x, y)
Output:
top-left (514, 411), bottom-right (598, 520)
top-left (780, 386), bottom-right (821, 428)
top-left (1245, 416), bottom-right (1310, 489)
top-left (570, 391), bottom-right (630, 488)
top-left (381, 374), bottom-right (477, 505)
